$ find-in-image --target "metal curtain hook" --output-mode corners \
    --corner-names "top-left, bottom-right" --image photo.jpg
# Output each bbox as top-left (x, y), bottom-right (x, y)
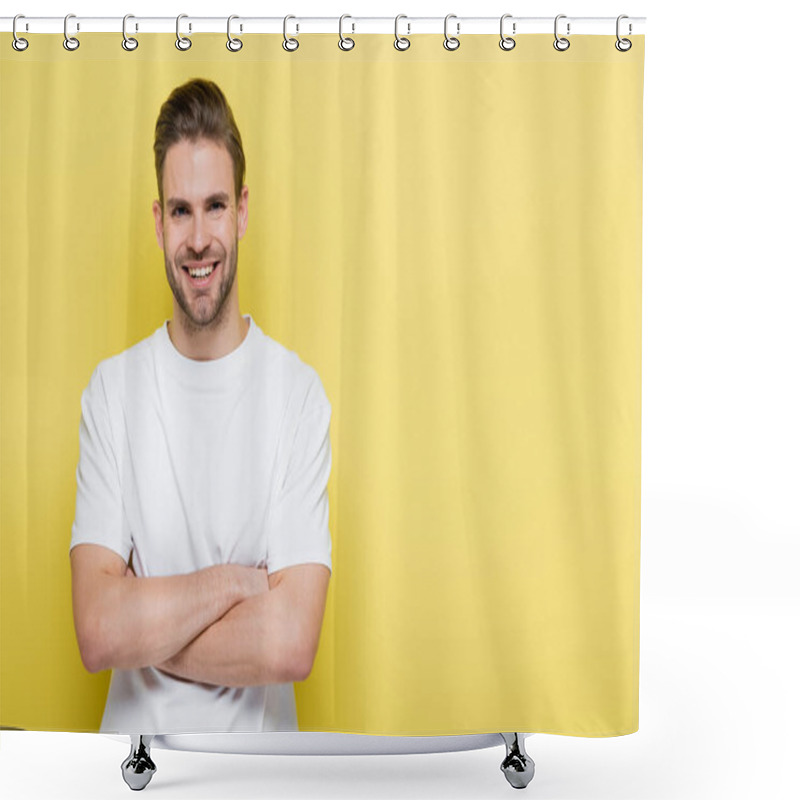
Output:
top-left (283, 15), bottom-right (299, 51)
top-left (176, 13), bottom-right (191, 50)
top-left (499, 13), bottom-right (515, 51)
top-left (553, 14), bottom-right (570, 51)
top-left (12, 14), bottom-right (29, 51)
top-left (444, 13), bottom-right (460, 51)
top-left (122, 14), bottom-right (138, 51)
top-left (227, 15), bottom-right (243, 51)
top-left (339, 14), bottom-right (355, 50)
top-left (615, 14), bottom-right (632, 51)
top-left (394, 14), bottom-right (410, 51)
top-left (64, 13), bottom-right (80, 51)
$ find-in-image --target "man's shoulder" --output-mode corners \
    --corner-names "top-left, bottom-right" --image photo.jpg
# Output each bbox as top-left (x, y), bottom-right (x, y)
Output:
top-left (251, 326), bottom-right (328, 408)
top-left (91, 329), bottom-right (159, 385)
top-left (251, 322), bottom-right (315, 381)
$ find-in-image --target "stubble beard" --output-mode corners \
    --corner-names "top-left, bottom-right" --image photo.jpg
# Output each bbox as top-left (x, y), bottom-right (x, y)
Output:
top-left (165, 238), bottom-right (238, 335)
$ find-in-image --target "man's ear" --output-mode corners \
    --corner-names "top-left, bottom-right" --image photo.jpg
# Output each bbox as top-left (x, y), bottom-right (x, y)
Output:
top-left (153, 199), bottom-right (164, 250)
top-left (237, 185), bottom-right (249, 240)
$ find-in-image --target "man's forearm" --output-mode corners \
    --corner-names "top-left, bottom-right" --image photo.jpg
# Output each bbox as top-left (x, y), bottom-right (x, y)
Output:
top-left (156, 583), bottom-right (301, 688)
top-left (93, 565), bottom-right (258, 672)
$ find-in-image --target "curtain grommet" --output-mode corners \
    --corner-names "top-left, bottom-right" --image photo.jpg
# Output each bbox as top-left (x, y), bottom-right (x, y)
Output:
top-left (175, 14), bottom-right (192, 51)
top-left (226, 15), bottom-right (243, 52)
top-left (615, 15), bottom-right (632, 51)
top-left (283, 15), bottom-right (299, 52)
top-left (443, 14), bottom-right (460, 51)
top-left (499, 14), bottom-right (516, 51)
top-left (339, 14), bottom-right (355, 51)
top-left (63, 13), bottom-right (80, 51)
top-left (12, 15), bottom-right (29, 51)
top-left (553, 14), bottom-right (570, 51)
top-left (394, 14), bottom-right (410, 51)
top-left (122, 14), bottom-right (138, 51)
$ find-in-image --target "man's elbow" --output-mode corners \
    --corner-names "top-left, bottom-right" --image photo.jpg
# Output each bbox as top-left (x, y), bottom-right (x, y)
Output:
top-left (74, 603), bottom-right (118, 674)
top-left (270, 644), bottom-right (316, 683)
top-left (76, 627), bottom-right (110, 674)
top-left (82, 649), bottom-right (106, 675)
top-left (290, 648), bottom-right (316, 682)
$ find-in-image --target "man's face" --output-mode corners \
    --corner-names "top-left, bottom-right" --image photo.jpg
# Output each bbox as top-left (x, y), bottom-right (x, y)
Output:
top-left (153, 138), bottom-right (248, 330)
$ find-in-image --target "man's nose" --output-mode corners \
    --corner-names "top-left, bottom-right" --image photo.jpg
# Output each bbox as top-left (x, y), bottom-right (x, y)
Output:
top-left (189, 214), bottom-right (212, 254)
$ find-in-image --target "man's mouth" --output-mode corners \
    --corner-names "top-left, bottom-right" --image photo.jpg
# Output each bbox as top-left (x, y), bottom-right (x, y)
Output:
top-left (182, 261), bottom-right (220, 288)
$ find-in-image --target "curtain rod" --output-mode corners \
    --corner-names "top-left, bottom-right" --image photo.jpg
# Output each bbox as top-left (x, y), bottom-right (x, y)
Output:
top-left (1, 16), bottom-right (646, 37)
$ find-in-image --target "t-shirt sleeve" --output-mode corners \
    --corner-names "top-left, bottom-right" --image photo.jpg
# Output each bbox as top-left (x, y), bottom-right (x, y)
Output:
top-left (69, 364), bottom-right (132, 565)
top-left (265, 369), bottom-right (333, 575)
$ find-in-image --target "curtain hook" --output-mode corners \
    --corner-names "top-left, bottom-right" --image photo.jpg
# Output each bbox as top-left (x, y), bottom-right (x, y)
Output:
top-left (122, 14), bottom-right (138, 51)
top-left (394, 14), bottom-right (410, 51)
top-left (339, 14), bottom-right (355, 51)
top-left (553, 14), bottom-right (570, 51)
top-left (63, 13), bottom-right (80, 51)
top-left (443, 13), bottom-right (460, 51)
top-left (176, 14), bottom-right (191, 51)
top-left (615, 15), bottom-right (632, 51)
top-left (12, 14), bottom-right (29, 51)
top-left (227, 15), bottom-right (243, 51)
top-left (499, 14), bottom-right (515, 51)
top-left (283, 15), bottom-right (299, 51)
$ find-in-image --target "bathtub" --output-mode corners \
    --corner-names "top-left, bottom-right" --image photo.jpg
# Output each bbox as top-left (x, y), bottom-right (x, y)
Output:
top-left (106, 731), bottom-right (535, 790)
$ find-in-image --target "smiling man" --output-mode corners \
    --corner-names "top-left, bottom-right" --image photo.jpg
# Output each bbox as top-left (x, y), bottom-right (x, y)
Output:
top-left (68, 78), bottom-right (332, 734)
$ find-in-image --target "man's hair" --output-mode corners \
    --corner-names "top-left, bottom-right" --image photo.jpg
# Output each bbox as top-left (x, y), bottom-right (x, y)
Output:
top-left (153, 78), bottom-right (246, 209)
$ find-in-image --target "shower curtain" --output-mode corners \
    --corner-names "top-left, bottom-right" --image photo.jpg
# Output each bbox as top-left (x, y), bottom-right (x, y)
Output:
top-left (0, 30), bottom-right (644, 737)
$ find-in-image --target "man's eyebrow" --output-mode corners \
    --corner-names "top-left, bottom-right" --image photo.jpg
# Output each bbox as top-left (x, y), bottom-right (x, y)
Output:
top-left (166, 192), bottom-right (230, 211)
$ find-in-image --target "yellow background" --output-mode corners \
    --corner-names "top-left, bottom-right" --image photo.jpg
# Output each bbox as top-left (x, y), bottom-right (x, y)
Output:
top-left (0, 33), bottom-right (643, 736)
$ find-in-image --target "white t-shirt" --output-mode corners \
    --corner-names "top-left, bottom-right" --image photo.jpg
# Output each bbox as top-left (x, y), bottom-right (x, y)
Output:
top-left (69, 314), bottom-right (333, 734)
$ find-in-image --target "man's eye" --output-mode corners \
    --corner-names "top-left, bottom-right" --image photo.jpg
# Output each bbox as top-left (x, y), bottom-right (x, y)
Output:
top-left (173, 207), bottom-right (187, 217)
top-left (211, 202), bottom-right (224, 211)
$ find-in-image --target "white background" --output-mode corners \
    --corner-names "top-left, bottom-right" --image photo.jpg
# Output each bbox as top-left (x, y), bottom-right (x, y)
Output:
top-left (2, 1), bottom-right (799, 798)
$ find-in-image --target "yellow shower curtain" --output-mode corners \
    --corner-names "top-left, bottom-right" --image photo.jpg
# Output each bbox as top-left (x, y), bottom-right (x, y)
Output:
top-left (0, 32), bottom-right (644, 736)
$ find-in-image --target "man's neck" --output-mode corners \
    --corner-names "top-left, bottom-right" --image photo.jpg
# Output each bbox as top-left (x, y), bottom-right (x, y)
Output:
top-left (167, 313), bottom-right (249, 362)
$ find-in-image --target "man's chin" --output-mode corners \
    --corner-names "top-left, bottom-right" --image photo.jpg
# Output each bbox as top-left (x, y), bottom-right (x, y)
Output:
top-left (175, 298), bottom-right (224, 330)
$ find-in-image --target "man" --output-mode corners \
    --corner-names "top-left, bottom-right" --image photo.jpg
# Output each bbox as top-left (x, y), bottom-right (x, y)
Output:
top-left (69, 78), bottom-right (332, 734)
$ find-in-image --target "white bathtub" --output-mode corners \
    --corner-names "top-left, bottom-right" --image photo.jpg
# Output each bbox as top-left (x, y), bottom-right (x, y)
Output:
top-left (104, 731), bottom-right (536, 790)
top-left (107, 730), bottom-right (506, 755)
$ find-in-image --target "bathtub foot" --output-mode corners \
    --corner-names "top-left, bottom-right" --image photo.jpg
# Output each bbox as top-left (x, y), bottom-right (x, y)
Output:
top-left (121, 735), bottom-right (157, 791)
top-left (500, 733), bottom-right (535, 789)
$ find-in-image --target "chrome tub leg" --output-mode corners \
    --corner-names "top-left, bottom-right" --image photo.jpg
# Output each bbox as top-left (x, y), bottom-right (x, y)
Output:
top-left (121, 734), bottom-right (156, 791)
top-left (500, 732), bottom-right (535, 789)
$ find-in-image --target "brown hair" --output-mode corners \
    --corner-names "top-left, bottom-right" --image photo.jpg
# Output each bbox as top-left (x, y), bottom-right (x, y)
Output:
top-left (153, 78), bottom-right (245, 209)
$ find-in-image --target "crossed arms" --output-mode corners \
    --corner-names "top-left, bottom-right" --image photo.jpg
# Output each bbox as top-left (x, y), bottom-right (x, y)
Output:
top-left (70, 543), bottom-right (330, 688)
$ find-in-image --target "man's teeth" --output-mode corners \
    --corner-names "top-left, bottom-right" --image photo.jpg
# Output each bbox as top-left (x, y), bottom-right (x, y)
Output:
top-left (188, 264), bottom-right (215, 277)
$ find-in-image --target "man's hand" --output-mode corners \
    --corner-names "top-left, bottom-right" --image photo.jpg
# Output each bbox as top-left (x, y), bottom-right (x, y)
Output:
top-left (155, 564), bottom-right (270, 677)
top-left (234, 564), bottom-right (271, 599)
top-left (118, 562), bottom-right (270, 679)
